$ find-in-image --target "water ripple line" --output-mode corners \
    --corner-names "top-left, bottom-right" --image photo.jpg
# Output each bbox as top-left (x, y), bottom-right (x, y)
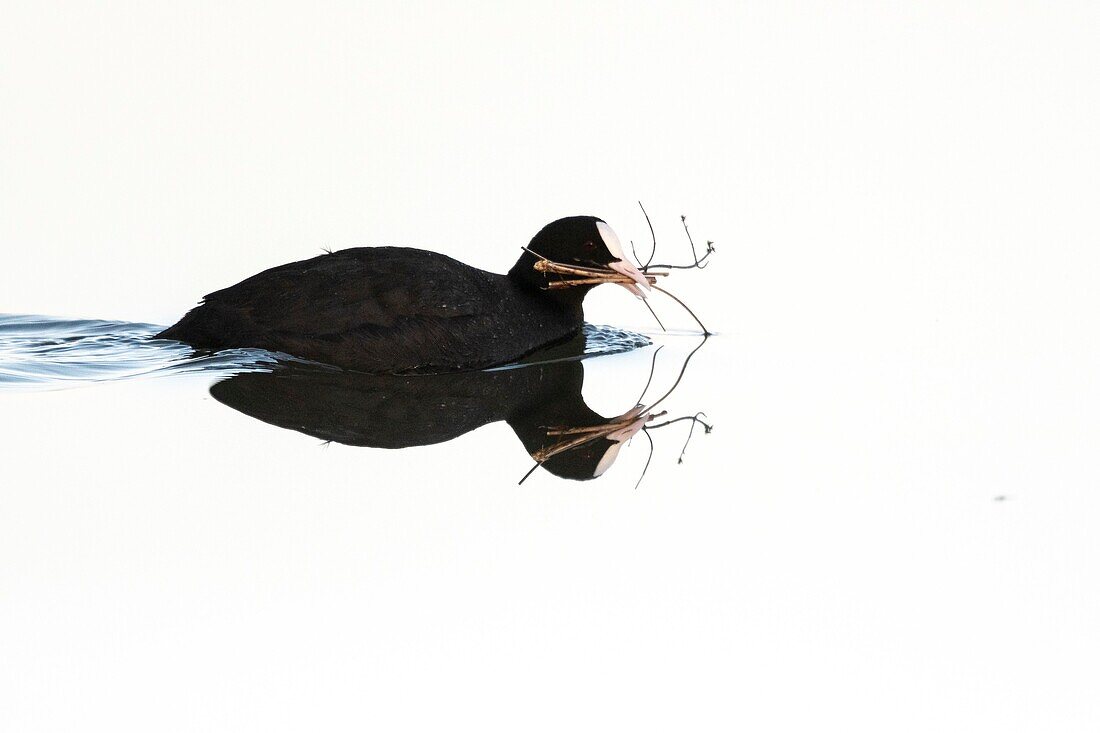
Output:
top-left (0, 315), bottom-right (651, 391)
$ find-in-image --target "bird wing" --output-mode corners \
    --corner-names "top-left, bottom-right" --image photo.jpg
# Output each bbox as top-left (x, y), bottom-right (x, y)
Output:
top-left (199, 247), bottom-right (493, 336)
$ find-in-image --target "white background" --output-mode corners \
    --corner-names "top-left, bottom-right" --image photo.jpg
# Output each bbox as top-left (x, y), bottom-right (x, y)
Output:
top-left (3, 2), bottom-right (1099, 731)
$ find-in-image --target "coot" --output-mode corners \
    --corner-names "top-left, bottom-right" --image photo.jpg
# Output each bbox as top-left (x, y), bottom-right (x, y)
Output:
top-left (156, 216), bottom-right (650, 372)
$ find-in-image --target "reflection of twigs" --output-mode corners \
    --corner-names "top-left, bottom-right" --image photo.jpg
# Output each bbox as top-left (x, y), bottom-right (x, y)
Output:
top-left (652, 285), bottom-right (710, 335)
top-left (678, 411), bottom-right (709, 463)
top-left (646, 412), bottom-right (713, 464)
top-left (646, 414), bottom-right (713, 431)
top-left (531, 432), bottom-right (602, 462)
top-left (647, 334), bottom-right (709, 413)
top-left (545, 410), bottom-right (664, 438)
top-left (635, 428), bottom-right (655, 490)
top-left (634, 345), bottom-right (664, 405)
top-left (518, 461), bottom-right (540, 485)
top-left (517, 337), bottom-right (712, 486)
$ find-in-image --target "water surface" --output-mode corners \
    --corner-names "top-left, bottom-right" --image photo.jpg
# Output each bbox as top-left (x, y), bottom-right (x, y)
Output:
top-left (0, 314), bottom-right (708, 485)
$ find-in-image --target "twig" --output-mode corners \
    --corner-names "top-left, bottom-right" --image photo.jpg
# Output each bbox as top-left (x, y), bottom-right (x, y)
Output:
top-left (647, 334), bottom-right (709, 413)
top-left (547, 277), bottom-right (658, 289)
top-left (639, 201), bottom-right (656, 270)
top-left (518, 461), bottom-right (540, 485)
top-left (545, 410), bottom-right (664, 437)
top-left (641, 299), bottom-right (667, 331)
top-left (677, 412), bottom-right (709, 464)
top-left (534, 258), bottom-right (664, 280)
top-left (645, 215), bottom-right (715, 271)
top-left (652, 285), bottom-right (710, 334)
top-left (644, 412), bottom-right (713, 464)
top-left (635, 428), bottom-right (656, 490)
top-left (646, 414), bottom-right (714, 431)
top-left (525, 236), bottom-right (708, 336)
top-left (634, 345), bottom-right (664, 405)
top-left (527, 249), bottom-right (666, 289)
top-left (531, 431), bottom-right (609, 462)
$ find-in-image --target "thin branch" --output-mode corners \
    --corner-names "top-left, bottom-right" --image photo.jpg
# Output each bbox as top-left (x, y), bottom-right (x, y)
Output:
top-left (639, 201), bottom-right (656, 269)
top-left (644, 412), bottom-right (714, 466)
top-left (523, 238), bottom-right (707, 335)
top-left (647, 334), bottom-right (709, 413)
top-left (652, 285), bottom-right (710, 334)
top-left (683, 215), bottom-right (705, 268)
top-left (518, 461), bottom-right (540, 485)
top-left (547, 276), bottom-right (660, 289)
top-left (641, 298), bottom-right (667, 332)
top-left (527, 250), bottom-right (665, 289)
top-left (634, 345), bottom-right (664, 406)
top-left (646, 414), bottom-right (714, 431)
top-left (635, 428), bottom-right (656, 490)
top-left (677, 412), bottom-right (709, 464)
top-left (645, 215), bottom-right (715, 270)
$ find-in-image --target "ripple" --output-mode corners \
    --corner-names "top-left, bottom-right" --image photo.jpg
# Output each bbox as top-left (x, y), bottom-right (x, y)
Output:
top-left (0, 314), bottom-right (278, 390)
top-left (0, 315), bottom-right (650, 391)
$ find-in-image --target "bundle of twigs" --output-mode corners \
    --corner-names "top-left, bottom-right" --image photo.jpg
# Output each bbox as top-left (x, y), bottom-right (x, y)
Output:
top-left (523, 203), bottom-right (714, 334)
top-left (532, 406), bottom-right (660, 464)
top-left (517, 336), bottom-right (713, 487)
top-left (531, 257), bottom-right (668, 290)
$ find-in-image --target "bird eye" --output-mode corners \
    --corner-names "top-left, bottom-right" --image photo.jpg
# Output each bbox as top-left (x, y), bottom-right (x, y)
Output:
top-left (583, 241), bottom-right (596, 250)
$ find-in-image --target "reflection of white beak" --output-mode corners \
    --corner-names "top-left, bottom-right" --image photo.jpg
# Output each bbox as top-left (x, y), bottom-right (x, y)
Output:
top-left (606, 411), bottom-right (650, 443)
top-left (593, 409), bottom-right (650, 477)
top-left (608, 259), bottom-right (651, 299)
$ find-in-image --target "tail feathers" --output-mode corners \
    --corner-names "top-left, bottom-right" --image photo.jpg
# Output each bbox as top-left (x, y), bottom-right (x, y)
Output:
top-left (154, 304), bottom-right (245, 348)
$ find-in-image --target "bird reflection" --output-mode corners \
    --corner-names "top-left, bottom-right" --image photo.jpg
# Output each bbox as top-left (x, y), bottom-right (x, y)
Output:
top-left (209, 338), bottom-right (710, 483)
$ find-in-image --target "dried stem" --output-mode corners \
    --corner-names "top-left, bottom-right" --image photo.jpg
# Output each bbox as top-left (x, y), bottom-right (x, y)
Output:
top-left (634, 345), bottom-right (664, 405)
top-left (524, 231), bottom-right (709, 335)
top-left (647, 334), bottom-right (709, 413)
top-left (639, 201), bottom-right (657, 270)
top-left (645, 215), bottom-right (715, 271)
top-left (641, 298), bottom-right (667, 332)
top-left (635, 428), bottom-right (656, 490)
top-left (545, 410), bottom-right (665, 438)
top-left (641, 412), bottom-right (713, 472)
top-left (652, 285), bottom-right (710, 335)
top-left (517, 461), bottom-right (540, 485)
top-left (547, 277), bottom-right (655, 289)
top-left (534, 258), bottom-right (664, 286)
top-left (677, 411), bottom-right (710, 463)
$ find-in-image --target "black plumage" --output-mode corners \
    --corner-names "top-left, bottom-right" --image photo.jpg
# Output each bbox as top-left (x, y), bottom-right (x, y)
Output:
top-left (156, 216), bottom-right (646, 372)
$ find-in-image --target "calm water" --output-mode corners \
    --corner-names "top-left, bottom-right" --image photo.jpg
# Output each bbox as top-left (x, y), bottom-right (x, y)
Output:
top-left (2, 312), bottom-right (1096, 732)
top-left (0, 314), bottom-right (708, 486)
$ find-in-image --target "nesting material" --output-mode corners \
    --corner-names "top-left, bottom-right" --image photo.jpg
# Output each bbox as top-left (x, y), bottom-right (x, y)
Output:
top-left (532, 258), bottom-right (668, 290)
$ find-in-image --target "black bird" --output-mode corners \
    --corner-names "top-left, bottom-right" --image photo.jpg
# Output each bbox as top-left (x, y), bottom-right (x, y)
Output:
top-left (155, 216), bottom-right (651, 372)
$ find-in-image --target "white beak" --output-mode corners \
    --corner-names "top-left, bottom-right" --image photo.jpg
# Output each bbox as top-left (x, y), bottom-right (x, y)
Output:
top-left (608, 259), bottom-right (651, 299)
